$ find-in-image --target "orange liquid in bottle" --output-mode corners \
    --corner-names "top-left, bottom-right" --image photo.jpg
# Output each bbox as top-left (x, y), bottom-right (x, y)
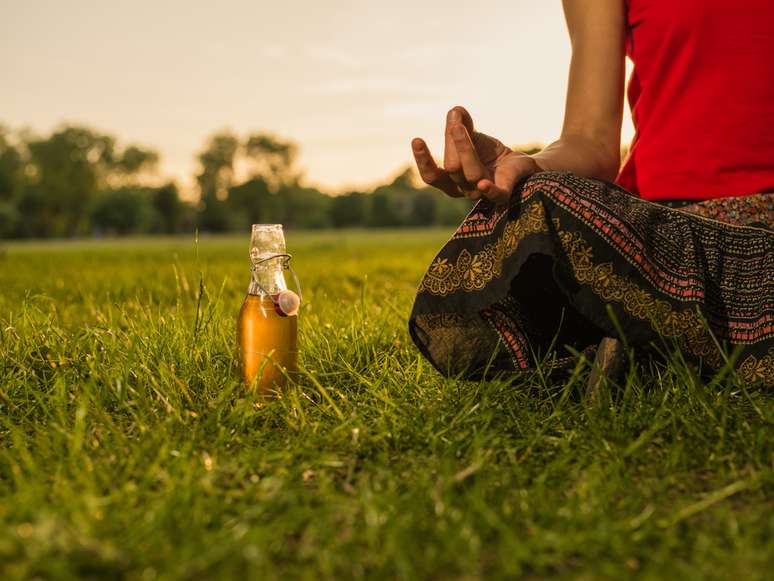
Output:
top-left (237, 295), bottom-right (298, 393)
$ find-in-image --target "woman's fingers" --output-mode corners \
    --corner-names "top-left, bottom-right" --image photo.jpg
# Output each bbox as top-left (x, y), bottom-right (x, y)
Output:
top-left (413, 104), bottom-right (491, 202)
top-left (450, 124), bottom-right (489, 185)
top-left (493, 166), bottom-right (520, 198)
top-left (444, 110), bottom-right (464, 181)
top-left (411, 138), bottom-right (462, 197)
top-left (454, 106), bottom-right (476, 135)
top-left (477, 179), bottom-right (511, 204)
top-left (444, 106), bottom-right (477, 185)
top-left (478, 167), bottom-right (520, 204)
top-left (478, 158), bottom-right (541, 205)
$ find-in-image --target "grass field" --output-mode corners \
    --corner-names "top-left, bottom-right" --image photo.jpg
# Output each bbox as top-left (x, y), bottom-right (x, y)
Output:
top-left (0, 230), bottom-right (772, 580)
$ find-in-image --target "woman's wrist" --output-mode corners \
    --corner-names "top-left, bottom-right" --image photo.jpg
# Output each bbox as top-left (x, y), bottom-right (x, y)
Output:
top-left (530, 137), bottom-right (620, 181)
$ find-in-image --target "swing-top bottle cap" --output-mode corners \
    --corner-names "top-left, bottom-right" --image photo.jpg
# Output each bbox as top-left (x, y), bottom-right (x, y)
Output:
top-left (248, 224), bottom-right (302, 314)
top-left (276, 289), bottom-right (300, 317)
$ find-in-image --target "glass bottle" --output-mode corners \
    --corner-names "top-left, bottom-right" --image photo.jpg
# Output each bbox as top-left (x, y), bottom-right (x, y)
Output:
top-left (237, 224), bottom-right (299, 393)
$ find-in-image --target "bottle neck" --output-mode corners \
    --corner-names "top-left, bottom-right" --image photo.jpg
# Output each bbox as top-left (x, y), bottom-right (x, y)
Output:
top-left (248, 263), bottom-right (288, 296)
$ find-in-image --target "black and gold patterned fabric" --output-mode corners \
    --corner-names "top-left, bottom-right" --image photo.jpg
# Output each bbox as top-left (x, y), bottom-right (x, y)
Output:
top-left (409, 172), bottom-right (774, 387)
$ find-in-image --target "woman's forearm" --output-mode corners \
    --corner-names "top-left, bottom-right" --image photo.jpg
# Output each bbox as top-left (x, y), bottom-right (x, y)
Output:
top-left (531, 134), bottom-right (621, 182)
top-left (537, 0), bottom-right (626, 183)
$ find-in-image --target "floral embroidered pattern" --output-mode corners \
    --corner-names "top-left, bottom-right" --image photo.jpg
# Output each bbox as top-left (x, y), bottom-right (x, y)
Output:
top-left (418, 202), bottom-right (548, 296)
top-left (738, 349), bottom-right (774, 384)
top-left (453, 203), bottom-right (508, 239)
top-left (409, 172), bottom-right (774, 386)
top-left (557, 229), bottom-right (724, 370)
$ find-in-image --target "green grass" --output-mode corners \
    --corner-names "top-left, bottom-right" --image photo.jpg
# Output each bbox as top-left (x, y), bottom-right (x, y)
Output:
top-left (0, 230), bottom-right (772, 580)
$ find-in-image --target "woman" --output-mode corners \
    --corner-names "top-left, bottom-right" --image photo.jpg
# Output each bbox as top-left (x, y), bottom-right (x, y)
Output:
top-left (408, 0), bottom-right (774, 386)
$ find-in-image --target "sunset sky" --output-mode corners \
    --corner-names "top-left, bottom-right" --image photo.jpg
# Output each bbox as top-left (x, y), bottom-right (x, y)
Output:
top-left (2, 0), bottom-right (634, 194)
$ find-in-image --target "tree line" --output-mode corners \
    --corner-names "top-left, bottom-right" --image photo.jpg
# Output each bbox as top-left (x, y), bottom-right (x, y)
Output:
top-left (0, 123), bottom-right (518, 238)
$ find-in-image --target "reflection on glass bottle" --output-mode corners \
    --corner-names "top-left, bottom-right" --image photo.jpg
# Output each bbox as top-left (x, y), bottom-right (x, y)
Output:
top-left (237, 224), bottom-right (299, 393)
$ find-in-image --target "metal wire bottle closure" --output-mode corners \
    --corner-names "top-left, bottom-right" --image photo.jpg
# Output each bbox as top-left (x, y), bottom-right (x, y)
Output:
top-left (249, 253), bottom-right (302, 307)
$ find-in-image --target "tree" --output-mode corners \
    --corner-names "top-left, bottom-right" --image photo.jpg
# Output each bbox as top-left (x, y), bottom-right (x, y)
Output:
top-left (197, 131), bottom-right (302, 231)
top-left (244, 133), bottom-right (299, 189)
top-left (436, 193), bottom-right (473, 226)
top-left (91, 187), bottom-right (154, 235)
top-left (1, 122), bottom-right (483, 238)
top-left (152, 182), bottom-right (184, 233)
top-left (279, 185), bottom-right (332, 229)
top-left (227, 177), bottom-right (278, 230)
top-left (196, 131), bottom-right (239, 232)
top-left (367, 167), bottom-right (418, 227)
top-left (0, 126), bottom-right (24, 202)
top-left (409, 189), bottom-right (437, 226)
top-left (331, 192), bottom-right (370, 228)
top-left (368, 192), bottom-right (402, 227)
top-left (113, 145), bottom-right (159, 186)
top-left (25, 126), bottom-right (115, 236)
top-left (196, 132), bottom-right (239, 200)
top-left (388, 166), bottom-right (417, 191)
top-left (14, 124), bottom-right (160, 237)
top-left (0, 126), bottom-right (24, 237)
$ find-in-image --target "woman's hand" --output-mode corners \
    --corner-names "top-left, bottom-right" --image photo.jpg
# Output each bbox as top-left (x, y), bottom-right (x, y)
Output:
top-left (411, 106), bottom-right (542, 205)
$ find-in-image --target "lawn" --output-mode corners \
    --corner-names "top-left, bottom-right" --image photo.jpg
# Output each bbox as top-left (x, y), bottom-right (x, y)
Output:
top-left (0, 230), bottom-right (772, 580)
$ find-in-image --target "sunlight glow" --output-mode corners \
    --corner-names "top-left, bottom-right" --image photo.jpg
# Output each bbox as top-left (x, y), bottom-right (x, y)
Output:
top-left (1, 0), bottom-right (635, 194)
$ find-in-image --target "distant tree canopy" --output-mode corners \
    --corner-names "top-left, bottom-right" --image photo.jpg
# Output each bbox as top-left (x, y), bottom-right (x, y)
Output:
top-left (0, 124), bottom-right (168, 238)
top-left (0, 122), bottom-right (538, 239)
top-left (196, 131), bottom-right (307, 231)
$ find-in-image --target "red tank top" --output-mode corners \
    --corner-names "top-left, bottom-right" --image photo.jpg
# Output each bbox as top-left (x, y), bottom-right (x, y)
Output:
top-left (615, 0), bottom-right (774, 201)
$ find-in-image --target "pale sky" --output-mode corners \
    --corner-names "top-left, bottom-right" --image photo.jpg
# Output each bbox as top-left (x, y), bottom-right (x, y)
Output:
top-left (1, 0), bottom-right (634, 194)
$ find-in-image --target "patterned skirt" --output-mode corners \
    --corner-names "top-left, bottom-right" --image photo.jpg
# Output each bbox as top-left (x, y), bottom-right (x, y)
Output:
top-left (409, 172), bottom-right (774, 387)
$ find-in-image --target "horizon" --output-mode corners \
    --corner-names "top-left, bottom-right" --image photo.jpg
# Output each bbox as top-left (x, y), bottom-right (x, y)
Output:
top-left (2, 0), bottom-right (634, 195)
